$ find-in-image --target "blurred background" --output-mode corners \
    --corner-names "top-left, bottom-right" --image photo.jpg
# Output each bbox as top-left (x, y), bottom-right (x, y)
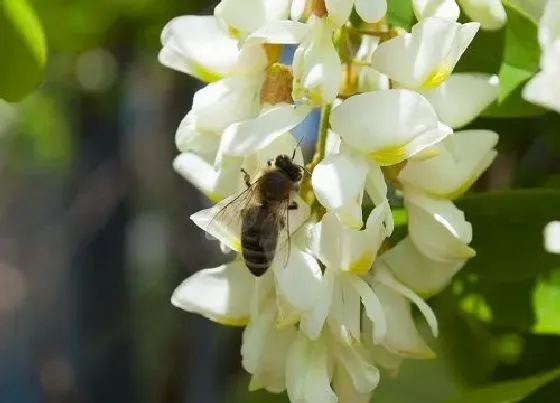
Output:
top-left (0, 0), bottom-right (263, 402)
top-left (1, 1), bottom-right (560, 403)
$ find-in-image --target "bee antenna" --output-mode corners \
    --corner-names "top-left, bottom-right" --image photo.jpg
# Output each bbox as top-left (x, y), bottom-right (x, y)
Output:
top-left (291, 135), bottom-right (306, 160)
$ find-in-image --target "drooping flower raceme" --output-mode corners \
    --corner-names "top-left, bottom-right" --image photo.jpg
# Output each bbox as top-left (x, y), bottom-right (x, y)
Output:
top-left (160, 1), bottom-right (500, 402)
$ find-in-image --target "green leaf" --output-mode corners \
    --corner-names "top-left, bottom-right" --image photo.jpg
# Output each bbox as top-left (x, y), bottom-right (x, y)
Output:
top-left (456, 189), bottom-right (560, 281)
top-left (447, 368), bottom-right (560, 403)
top-left (497, 3), bottom-right (540, 102)
top-left (453, 190), bottom-right (560, 334)
top-left (0, 0), bottom-right (47, 101)
top-left (455, 3), bottom-right (543, 117)
top-left (387, 0), bottom-right (415, 31)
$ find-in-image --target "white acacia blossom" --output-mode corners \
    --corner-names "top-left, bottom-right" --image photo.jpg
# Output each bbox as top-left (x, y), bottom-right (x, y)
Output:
top-left (523, 0), bottom-right (560, 113)
top-left (413, 0), bottom-right (507, 31)
top-left (160, 1), bottom-right (499, 402)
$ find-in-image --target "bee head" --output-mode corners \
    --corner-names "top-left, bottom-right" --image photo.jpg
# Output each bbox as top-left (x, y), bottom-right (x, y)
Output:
top-left (275, 155), bottom-right (303, 183)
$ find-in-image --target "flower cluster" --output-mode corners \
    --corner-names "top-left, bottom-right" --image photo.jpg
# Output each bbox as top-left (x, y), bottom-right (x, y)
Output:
top-left (523, 0), bottom-right (560, 113)
top-left (159, 1), bottom-right (500, 401)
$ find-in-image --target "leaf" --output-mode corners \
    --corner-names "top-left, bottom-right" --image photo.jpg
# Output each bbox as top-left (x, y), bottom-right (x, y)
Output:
top-left (447, 367), bottom-right (560, 403)
top-left (387, 0), bottom-right (415, 31)
top-left (497, 3), bottom-right (540, 102)
top-left (453, 190), bottom-right (560, 334)
top-left (0, 0), bottom-right (47, 101)
top-left (456, 189), bottom-right (560, 281)
top-left (455, 3), bottom-right (543, 117)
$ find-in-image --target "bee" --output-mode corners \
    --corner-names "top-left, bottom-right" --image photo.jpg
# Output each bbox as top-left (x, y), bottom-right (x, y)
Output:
top-left (239, 153), bottom-right (303, 276)
top-left (209, 149), bottom-right (305, 277)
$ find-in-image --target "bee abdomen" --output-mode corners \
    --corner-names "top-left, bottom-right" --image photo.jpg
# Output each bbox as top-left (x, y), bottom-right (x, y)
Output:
top-left (240, 206), bottom-right (279, 277)
top-left (241, 233), bottom-right (273, 277)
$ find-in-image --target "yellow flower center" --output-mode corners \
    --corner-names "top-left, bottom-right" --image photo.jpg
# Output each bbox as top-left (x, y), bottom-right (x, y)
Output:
top-left (260, 63), bottom-right (294, 106)
top-left (422, 63), bottom-right (452, 89)
top-left (370, 144), bottom-right (408, 166)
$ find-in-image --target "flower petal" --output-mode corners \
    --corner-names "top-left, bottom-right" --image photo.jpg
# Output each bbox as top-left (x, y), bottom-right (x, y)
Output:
top-left (399, 129), bottom-right (498, 199)
top-left (312, 152), bottom-right (369, 228)
top-left (174, 153), bottom-right (243, 201)
top-left (545, 221), bottom-right (560, 254)
top-left (293, 17), bottom-right (342, 105)
top-left (371, 278), bottom-right (435, 358)
top-left (539, 0), bottom-right (560, 50)
top-left (159, 15), bottom-right (243, 81)
top-left (422, 73), bottom-right (499, 129)
top-left (274, 247), bottom-right (323, 311)
top-left (220, 104), bottom-right (312, 156)
top-left (413, 0), bottom-right (460, 21)
top-left (331, 89), bottom-right (452, 165)
top-left (190, 76), bottom-right (262, 134)
top-left (325, 0), bottom-right (354, 27)
top-left (377, 268), bottom-right (438, 337)
top-left (300, 267), bottom-right (335, 339)
top-left (349, 276), bottom-right (387, 343)
top-left (175, 114), bottom-right (220, 156)
top-left (364, 163), bottom-right (394, 236)
top-left (405, 191), bottom-right (476, 261)
top-left (218, 0), bottom-right (291, 37)
top-left (523, 43), bottom-right (560, 113)
top-left (458, 0), bottom-right (507, 31)
top-left (333, 365), bottom-right (374, 403)
top-left (245, 20), bottom-right (309, 45)
top-left (333, 342), bottom-right (380, 394)
top-left (286, 334), bottom-right (337, 403)
top-left (242, 299), bottom-right (297, 393)
top-left (355, 0), bottom-right (387, 23)
top-left (380, 237), bottom-right (465, 296)
top-left (371, 18), bottom-right (479, 89)
top-left (171, 260), bottom-right (254, 326)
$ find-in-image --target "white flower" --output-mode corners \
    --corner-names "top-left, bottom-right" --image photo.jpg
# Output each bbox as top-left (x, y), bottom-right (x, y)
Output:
top-left (413, 0), bottom-right (461, 22)
top-left (171, 259), bottom-right (255, 326)
top-left (523, 0), bottom-right (560, 112)
top-left (215, 0), bottom-right (292, 39)
top-left (370, 17), bottom-right (479, 90)
top-left (330, 89), bottom-right (453, 166)
top-left (405, 190), bottom-right (476, 261)
top-left (459, 0), bottom-right (507, 31)
top-left (379, 237), bottom-right (466, 296)
top-left (398, 129), bottom-right (499, 199)
top-left (159, 15), bottom-right (264, 82)
top-left (539, 0), bottom-right (560, 50)
top-left (286, 330), bottom-right (382, 403)
top-left (413, 0), bottom-right (506, 31)
top-left (301, 206), bottom-right (390, 341)
top-left (544, 221), bottom-right (560, 254)
top-left (421, 73), bottom-right (500, 129)
top-left (367, 268), bottom-right (439, 358)
top-left (247, 16), bottom-right (342, 106)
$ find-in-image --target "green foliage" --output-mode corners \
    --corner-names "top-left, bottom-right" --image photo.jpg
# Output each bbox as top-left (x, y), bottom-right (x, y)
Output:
top-left (0, 0), bottom-right (47, 101)
top-left (452, 190), bottom-right (560, 334)
top-left (386, 0), bottom-right (415, 30)
top-left (455, 3), bottom-right (543, 117)
top-left (447, 368), bottom-right (560, 403)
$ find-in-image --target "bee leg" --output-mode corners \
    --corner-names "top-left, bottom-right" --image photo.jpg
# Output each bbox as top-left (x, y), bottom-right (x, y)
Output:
top-left (288, 201), bottom-right (298, 211)
top-left (267, 159), bottom-right (273, 167)
top-left (279, 217), bottom-right (286, 229)
top-left (240, 168), bottom-right (251, 188)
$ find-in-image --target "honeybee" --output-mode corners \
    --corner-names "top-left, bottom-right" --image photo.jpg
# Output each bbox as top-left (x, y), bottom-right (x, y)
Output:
top-left (209, 151), bottom-right (305, 276)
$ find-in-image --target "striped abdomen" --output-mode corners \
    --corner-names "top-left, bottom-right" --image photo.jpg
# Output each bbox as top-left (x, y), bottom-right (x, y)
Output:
top-left (241, 205), bottom-right (279, 276)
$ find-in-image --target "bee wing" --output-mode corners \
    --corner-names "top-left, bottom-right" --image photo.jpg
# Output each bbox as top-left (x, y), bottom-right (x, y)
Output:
top-left (274, 192), bottom-right (311, 268)
top-left (191, 184), bottom-right (260, 252)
